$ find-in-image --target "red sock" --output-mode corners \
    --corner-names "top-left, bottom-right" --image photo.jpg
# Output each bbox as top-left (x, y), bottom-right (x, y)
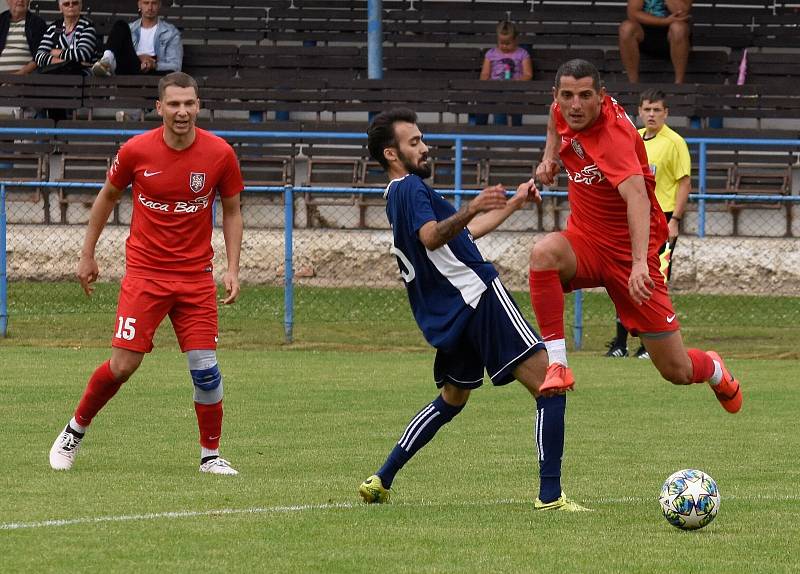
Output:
top-left (687, 348), bottom-right (714, 383)
top-left (195, 401), bottom-right (223, 450)
top-left (529, 269), bottom-right (565, 340)
top-left (74, 360), bottom-right (123, 427)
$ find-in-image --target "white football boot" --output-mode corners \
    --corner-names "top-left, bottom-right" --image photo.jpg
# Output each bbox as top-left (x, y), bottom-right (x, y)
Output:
top-left (199, 457), bottom-right (239, 475)
top-left (49, 425), bottom-right (83, 470)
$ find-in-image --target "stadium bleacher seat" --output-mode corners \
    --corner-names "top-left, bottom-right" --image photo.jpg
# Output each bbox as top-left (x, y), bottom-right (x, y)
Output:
top-left (0, 119), bottom-right (52, 224)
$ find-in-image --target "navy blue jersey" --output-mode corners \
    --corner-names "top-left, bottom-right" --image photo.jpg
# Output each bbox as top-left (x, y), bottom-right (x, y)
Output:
top-left (385, 174), bottom-right (499, 350)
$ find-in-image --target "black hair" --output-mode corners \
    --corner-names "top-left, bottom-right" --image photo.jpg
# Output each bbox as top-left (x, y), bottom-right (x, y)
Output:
top-left (367, 107), bottom-right (418, 170)
top-left (554, 58), bottom-right (602, 91)
top-left (639, 88), bottom-right (668, 108)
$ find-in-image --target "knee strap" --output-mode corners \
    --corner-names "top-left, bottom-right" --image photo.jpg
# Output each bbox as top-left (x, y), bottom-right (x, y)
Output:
top-left (188, 350), bottom-right (223, 404)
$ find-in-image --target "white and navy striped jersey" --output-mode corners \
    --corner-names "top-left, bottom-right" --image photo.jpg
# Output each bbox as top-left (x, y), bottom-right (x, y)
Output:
top-left (34, 16), bottom-right (97, 69)
top-left (385, 174), bottom-right (499, 349)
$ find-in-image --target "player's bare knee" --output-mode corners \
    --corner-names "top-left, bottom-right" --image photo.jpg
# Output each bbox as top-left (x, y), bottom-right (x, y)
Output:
top-left (188, 349), bottom-right (223, 404)
top-left (530, 236), bottom-right (562, 270)
top-left (657, 362), bottom-right (693, 386)
top-left (514, 349), bottom-right (548, 394)
top-left (109, 353), bottom-right (143, 382)
top-left (441, 384), bottom-right (470, 407)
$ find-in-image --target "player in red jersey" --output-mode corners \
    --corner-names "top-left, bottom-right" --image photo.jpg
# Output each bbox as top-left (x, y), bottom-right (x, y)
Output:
top-left (528, 59), bottom-right (741, 413)
top-left (49, 72), bottom-right (245, 474)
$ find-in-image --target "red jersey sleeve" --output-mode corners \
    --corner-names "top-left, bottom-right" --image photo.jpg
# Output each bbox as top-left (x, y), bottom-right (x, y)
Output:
top-left (107, 141), bottom-right (136, 190)
top-left (216, 145), bottom-right (244, 198)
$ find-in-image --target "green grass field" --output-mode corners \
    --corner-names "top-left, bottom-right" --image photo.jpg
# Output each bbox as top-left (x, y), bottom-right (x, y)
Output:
top-left (2, 283), bottom-right (799, 572)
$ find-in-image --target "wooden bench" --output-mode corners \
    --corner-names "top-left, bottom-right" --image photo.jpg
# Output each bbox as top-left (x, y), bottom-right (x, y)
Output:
top-left (237, 45), bottom-right (363, 81)
top-left (183, 45), bottom-right (238, 81)
top-left (82, 75), bottom-right (161, 120)
top-left (0, 74), bottom-right (83, 119)
top-left (0, 118), bottom-right (53, 223)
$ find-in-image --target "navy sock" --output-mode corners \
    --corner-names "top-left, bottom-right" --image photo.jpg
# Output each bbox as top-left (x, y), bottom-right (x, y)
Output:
top-left (535, 393), bottom-right (566, 503)
top-left (377, 395), bottom-right (464, 488)
top-left (615, 317), bottom-right (629, 345)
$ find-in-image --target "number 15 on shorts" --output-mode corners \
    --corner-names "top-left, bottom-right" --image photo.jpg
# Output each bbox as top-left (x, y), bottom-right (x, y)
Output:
top-left (115, 316), bottom-right (137, 341)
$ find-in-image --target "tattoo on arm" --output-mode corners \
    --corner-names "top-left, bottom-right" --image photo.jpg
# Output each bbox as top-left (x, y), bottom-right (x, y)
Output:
top-left (437, 205), bottom-right (473, 242)
top-left (422, 204), bottom-right (476, 250)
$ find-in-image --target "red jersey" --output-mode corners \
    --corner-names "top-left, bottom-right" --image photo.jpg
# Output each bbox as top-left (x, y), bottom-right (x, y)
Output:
top-left (553, 95), bottom-right (667, 258)
top-left (108, 126), bottom-right (243, 280)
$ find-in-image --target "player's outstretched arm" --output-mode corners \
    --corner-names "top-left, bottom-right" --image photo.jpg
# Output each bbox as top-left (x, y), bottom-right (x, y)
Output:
top-left (77, 178), bottom-right (123, 297)
top-left (220, 193), bottom-right (243, 305)
top-left (618, 175), bottom-right (654, 305)
top-left (418, 184), bottom-right (508, 251)
top-left (536, 109), bottom-right (561, 186)
top-left (468, 179), bottom-right (540, 239)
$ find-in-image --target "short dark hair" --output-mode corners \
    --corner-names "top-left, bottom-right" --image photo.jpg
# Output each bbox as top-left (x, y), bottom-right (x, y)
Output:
top-left (555, 59), bottom-right (602, 91)
top-left (367, 108), bottom-right (418, 170)
top-left (158, 71), bottom-right (199, 100)
top-left (639, 88), bottom-right (668, 108)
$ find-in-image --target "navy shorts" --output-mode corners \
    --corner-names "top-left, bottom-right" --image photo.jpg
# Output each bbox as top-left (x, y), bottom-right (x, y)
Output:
top-left (434, 277), bottom-right (545, 389)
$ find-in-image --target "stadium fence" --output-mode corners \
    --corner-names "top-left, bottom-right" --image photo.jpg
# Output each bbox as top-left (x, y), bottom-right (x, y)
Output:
top-left (2, 129), bottom-right (800, 348)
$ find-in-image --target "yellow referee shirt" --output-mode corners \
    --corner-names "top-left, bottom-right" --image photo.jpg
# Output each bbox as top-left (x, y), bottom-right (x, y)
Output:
top-left (639, 124), bottom-right (691, 213)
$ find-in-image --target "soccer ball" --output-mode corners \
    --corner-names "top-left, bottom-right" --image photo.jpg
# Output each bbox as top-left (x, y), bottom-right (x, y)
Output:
top-left (659, 469), bottom-right (720, 530)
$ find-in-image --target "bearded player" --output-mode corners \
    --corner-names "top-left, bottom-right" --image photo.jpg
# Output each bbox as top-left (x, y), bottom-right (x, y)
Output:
top-left (529, 59), bottom-right (741, 413)
top-left (49, 72), bottom-right (244, 474)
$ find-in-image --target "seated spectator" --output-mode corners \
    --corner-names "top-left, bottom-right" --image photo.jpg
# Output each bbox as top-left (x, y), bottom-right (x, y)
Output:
top-left (91, 0), bottom-right (182, 76)
top-left (476, 20), bottom-right (532, 127)
top-left (619, 0), bottom-right (692, 84)
top-left (34, 0), bottom-right (97, 75)
top-left (0, 0), bottom-right (47, 74)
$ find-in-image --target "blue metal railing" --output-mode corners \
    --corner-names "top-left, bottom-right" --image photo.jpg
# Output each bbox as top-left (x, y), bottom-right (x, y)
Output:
top-left (2, 128), bottom-right (799, 344)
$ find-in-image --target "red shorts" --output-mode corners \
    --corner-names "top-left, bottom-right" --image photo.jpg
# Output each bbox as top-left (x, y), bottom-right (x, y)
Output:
top-left (112, 275), bottom-right (218, 353)
top-left (561, 228), bottom-right (679, 336)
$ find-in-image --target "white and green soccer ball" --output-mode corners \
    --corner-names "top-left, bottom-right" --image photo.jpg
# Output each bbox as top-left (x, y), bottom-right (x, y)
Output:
top-left (659, 469), bottom-right (720, 530)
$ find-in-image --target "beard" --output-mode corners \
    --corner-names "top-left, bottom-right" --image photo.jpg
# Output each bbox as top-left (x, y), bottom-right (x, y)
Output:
top-left (398, 150), bottom-right (432, 179)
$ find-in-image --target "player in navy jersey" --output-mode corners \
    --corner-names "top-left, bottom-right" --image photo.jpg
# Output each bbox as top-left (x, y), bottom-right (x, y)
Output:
top-left (359, 108), bottom-right (589, 511)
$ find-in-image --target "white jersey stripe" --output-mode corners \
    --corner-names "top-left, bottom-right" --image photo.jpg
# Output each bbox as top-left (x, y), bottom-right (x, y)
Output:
top-left (436, 375), bottom-right (484, 385)
top-left (383, 175), bottom-right (408, 199)
top-left (494, 279), bottom-right (538, 345)
top-left (398, 404), bottom-right (435, 447)
top-left (426, 244), bottom-right (487, 309)
top-left (535, 407), bottom-right (544, 462)
top-left (491, 279), bottom-right (536, 346)
top-left (492, 277), bottom-right (536, 345)
top-left (403, 411), bottom-right (441, 452)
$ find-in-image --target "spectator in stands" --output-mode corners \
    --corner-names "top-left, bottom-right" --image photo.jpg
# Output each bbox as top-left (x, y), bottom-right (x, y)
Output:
top-left (474, 20), bottom-right (532, 126)
top-left (605, 88), bottom-right (691, 359)
top-left (34, 0), bottom-right (98, 75)
top-left (618, 0), bottom-right (692, 84)
top-left (0, 0), bottom-right (46, 74)
top-left (91, 0), bottom-right (182, 77)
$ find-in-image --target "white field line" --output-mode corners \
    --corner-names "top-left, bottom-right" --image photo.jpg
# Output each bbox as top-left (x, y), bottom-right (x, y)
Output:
top-left (3, 494), bottom-right (799, 531)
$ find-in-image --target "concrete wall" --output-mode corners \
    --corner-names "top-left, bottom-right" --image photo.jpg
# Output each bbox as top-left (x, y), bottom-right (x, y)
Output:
top-left (6, 225), bottom-right (800, 296)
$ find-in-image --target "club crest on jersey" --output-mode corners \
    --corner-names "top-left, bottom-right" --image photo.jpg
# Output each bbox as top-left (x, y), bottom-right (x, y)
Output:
top-left (571, 139), bottom-right (585, 160)
top-left (189, 172), bottom-right (206, 194)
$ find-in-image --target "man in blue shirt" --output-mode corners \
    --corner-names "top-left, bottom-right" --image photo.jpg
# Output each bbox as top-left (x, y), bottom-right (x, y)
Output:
top-left (91, 0), bottom-right (182, 76)
top-left (359, 108), bottom-right (588, 511)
